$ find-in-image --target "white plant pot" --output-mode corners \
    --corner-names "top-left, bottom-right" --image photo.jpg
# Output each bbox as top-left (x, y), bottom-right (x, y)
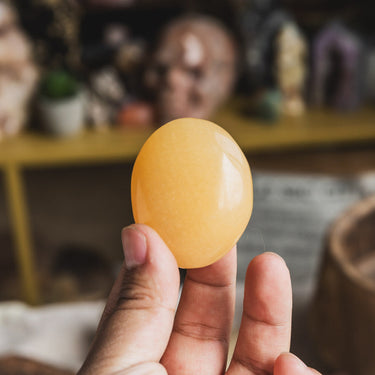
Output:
top-left (39, 93), bottom-right (85, 137)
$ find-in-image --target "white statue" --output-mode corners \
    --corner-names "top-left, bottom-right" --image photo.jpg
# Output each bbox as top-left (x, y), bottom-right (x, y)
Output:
top-left (275, 23), bottom-right (307, 116)
top-left (0, 2), bottom-right (38, 140)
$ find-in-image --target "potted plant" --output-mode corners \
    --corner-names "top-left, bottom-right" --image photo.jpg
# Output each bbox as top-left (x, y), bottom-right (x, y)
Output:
top-left (39, 70), bottom-right (85, 137)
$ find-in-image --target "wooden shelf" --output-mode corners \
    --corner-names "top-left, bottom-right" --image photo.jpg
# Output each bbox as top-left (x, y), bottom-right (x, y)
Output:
top-left (0, 128), bottom-right (154, 168)
top-left (1, 107), bottom-right (375, 169)
top-left (214, 106), bottom-right (375, 152)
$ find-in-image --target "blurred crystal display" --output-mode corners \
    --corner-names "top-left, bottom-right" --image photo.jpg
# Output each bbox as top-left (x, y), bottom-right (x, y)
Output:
top-left (144, 15), bottom-right (238, 124)
top-left (275, 23), bottom-right (307, 116)
top-left (0, 1), bottom-right (38, 140)
top-left (238, 0), bottom-right (293, 91)
top-left (13, 0), bottom-right (82, 71)
top-left (237, 0), bottom-right (308, 117)
top-left (364, 47), bottom-right (375, 103)
top-left (311, 22), bottom-right (365, 111)
top-left (81, 20), bottom-right (146, 126)
top-left (86, 67), bottom-right (127, 128)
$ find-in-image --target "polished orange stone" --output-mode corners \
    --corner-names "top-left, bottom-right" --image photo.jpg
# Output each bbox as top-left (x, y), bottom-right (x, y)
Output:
top-left (131, 118), bottom-right (253, 268)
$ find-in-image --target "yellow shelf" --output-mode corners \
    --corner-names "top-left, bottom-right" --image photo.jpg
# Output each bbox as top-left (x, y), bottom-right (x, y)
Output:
top-left (0, 127), bottom-right (154, 167)
top-left (214, 106), bottom-right (375, 152)
top-left (0, 108), bottom-right (374, 169)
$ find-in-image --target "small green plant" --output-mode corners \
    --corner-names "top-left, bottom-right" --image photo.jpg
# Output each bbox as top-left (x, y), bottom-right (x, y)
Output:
top-left (40, 70), bottom-right (79, 100)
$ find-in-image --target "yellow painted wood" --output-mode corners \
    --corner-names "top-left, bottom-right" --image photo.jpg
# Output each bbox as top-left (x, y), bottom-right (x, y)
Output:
top-left (0, 127), bottom-right (154, 167)
top-left (0, 108), bottom-right (374, 167)
top-left (214, 106), bottom-right (375, 152)
top-left (3, 164), bottom-right (39, 305)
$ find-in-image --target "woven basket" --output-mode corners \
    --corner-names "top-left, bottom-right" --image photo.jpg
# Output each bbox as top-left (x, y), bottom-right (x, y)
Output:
top-left (311, 194), bottom-right (375, 375)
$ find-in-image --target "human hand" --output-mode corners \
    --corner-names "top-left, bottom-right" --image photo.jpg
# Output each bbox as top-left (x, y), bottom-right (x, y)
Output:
top-left (78, 224), bottom-right (320, 374)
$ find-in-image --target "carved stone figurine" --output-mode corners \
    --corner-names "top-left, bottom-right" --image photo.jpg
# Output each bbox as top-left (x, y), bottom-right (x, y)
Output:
top-left (238, 0), bottom-right (292, 92)
top-left (0, 2), bottom-right (38, 140)
top-left (275, 23), bottom-right (307, 116)
top-left (86, 67), bottom-right (126, 129)
top-left (84, 23), bottom-right (145, 128)
top-left (145, 15), bottom-right (238, 124)
top-left (365, 48), bottom-right (375, 103)
top-left (311, 22), bottom-right (364, 110)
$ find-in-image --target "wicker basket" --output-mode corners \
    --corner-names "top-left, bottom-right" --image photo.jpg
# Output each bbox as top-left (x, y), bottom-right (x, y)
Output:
top-left (311, 194), bottom-right (375, 375)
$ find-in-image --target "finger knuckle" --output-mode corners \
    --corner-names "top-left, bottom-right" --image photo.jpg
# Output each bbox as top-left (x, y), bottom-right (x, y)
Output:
top-left (174, 321), bottom-right (228, 344)
top-left (117, 277), bottom-right (156, 310)
top-left (115, 270), bottom-right (171, 313)
top-left (233, 355), bottom-right (272, 375)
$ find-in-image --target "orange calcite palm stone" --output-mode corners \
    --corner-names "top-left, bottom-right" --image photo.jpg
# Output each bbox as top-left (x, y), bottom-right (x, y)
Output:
top-left (131, 118), bottom-right (253, 268)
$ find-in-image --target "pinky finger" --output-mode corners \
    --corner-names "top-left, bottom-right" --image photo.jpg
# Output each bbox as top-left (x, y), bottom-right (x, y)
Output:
top-left (274, 353), bottom-right (322, 375)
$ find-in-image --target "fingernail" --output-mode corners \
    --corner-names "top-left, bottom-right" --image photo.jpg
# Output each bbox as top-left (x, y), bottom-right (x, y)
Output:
top-left (281, 352), bottom-right (307, 369)
top-left (279, 353), bottom-right (321, 374)
top-left (122, 226), bottom-right (147, 269)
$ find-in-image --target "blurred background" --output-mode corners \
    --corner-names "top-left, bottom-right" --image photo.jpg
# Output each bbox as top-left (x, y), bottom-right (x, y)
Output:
top-left (0, 0), bottom-right (374, 374)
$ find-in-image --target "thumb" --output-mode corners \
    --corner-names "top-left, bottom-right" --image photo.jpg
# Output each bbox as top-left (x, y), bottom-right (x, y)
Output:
top-left (79, 224), bottom-right (180, 375)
